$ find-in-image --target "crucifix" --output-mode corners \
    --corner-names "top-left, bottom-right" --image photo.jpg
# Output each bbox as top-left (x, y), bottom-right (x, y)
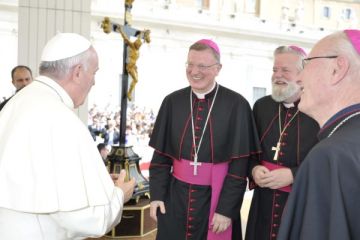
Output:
top-left (190, 156), bottom-right (202, 175)
top-left (272, 142), bottom-right (281, 161)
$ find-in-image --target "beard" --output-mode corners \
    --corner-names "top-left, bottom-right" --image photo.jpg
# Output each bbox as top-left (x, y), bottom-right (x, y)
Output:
top-left (271, 79), bottom-right (301, 102)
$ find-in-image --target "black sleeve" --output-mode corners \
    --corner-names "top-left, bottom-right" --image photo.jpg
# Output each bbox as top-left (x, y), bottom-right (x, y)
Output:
top-left (149, 151), bottom-right (172, 201)
top-left (215, 96), bottom-right (261, 219)
top-left (215, 158), bottom-right (248, 220)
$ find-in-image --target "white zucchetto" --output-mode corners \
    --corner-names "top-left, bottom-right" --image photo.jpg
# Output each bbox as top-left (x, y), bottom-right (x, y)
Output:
top-left (41, 32), bottom-right (91, 61)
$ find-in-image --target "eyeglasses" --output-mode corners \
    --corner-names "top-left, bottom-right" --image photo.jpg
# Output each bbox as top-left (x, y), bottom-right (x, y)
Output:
top-left (302, 56), bottom-right (338, 68)
top-left (185, 62), bottom-right (219, 71)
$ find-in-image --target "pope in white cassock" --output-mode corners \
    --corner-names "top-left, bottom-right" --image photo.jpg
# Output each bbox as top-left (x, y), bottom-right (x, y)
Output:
top-left (0, 33), bottom-right (136, 239)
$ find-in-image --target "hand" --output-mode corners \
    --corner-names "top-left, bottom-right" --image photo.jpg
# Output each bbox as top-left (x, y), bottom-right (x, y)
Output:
top-left (211, 213), bottom-right (231, 234)
top-left (260, 168), bottom-right (293, 189)
top-left (150, 200), bottom-right (166, 222)
top-left (110, 173), bottom-right (119, 183)
top-left (252, 165), bottom-right (270, 187)
top-left (114, 170), bottom-right (136, 203)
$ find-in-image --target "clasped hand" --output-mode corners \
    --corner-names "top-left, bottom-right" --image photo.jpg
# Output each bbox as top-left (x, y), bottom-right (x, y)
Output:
top-left (252, 165), bottom-right (293, 189)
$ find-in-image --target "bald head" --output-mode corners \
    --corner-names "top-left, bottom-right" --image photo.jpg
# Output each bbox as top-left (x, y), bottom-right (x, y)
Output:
top-left (298, 30), bottom-right (360, 126)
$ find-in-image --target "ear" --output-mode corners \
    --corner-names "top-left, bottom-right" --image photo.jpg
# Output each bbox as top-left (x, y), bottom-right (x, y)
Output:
top-left (71, 64), bottom-right (83, 84)
top-left (330, 56), bottom-right (349, 85)
top-left (216, 63), bottom-right (223, 72)
top-left (214, 64), bottom-right (222, 77)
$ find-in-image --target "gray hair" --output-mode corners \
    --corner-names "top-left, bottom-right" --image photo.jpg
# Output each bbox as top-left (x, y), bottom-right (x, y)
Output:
top-left (274, 45), bottom-right (307, 71)
top-left (39, 47), bottom-right (93, 80)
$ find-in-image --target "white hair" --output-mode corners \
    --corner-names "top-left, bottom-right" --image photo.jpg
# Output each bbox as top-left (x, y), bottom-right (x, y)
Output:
top-left (39, 47), bottom-right (93, 80)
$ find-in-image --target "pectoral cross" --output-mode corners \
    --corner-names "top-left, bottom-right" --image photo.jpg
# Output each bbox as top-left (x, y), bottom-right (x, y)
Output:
top-left (190, 155), bottom-right (202, 175)
top-left (272, 142), bottom-right (281, 161)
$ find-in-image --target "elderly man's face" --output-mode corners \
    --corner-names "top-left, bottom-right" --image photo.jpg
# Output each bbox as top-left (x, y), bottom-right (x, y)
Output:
top-left (76, 48), bottom-right (99, 107)
top-left (12, 68), bottom-right (33, 90)
top-left (298, 40), bottom-right (336, 119)
top-left (271, 53), bottom-right (302, 103)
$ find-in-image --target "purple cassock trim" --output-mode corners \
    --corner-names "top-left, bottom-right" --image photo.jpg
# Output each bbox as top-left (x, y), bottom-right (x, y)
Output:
top-left (173, 158), bottom-right (231, 240)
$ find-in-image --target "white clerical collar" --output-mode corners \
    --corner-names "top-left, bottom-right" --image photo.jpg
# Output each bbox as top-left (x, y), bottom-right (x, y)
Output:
top-left (283, 102), bottom-right (295, 108)
top-left (36, 76), bottom-right (74, 109)
top-left (192, 82), bottom-right (217, 99)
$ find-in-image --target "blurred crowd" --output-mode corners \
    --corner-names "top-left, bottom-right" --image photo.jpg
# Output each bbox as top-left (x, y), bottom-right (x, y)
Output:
top-left (88, 103), bottom-right (156, 146)
top-left (88, 103), bottom-right (156, 177)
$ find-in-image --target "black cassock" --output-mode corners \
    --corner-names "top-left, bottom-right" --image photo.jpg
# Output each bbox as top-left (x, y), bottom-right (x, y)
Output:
top-left (278, 105), bottom-right (360, 240)
top-left (244, 96), bottom-right (319, 240)
top-left (149, 84), bottom-right (260, 240)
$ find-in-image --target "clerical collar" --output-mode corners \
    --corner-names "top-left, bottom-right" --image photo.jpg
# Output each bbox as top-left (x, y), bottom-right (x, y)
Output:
top-left (282, 102), bottom-right (294, 108)
top-left (35, 76), bottom-right (74, 109)
top-left (192, 82), bottom-right (217, 99)
top-left (320, 103), bottom-right (360, 137)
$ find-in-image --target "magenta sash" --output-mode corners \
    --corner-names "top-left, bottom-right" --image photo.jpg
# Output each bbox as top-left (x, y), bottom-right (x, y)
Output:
top-left (173, 158), bottom-right (231, 240)
top-left (261, 160), bottom-right (292, 192)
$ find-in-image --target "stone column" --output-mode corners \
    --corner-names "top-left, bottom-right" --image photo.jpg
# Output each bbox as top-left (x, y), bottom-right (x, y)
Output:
top-left (18, 0), bottom-right (91, 123)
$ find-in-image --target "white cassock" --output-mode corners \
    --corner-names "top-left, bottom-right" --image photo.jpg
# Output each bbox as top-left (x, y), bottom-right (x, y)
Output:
top-left (0, 76), bottom-right (124, 239)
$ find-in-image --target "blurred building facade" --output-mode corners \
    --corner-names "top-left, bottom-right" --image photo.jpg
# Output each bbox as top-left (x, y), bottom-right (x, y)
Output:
top-left (0, 0), bottom-right (359, 113)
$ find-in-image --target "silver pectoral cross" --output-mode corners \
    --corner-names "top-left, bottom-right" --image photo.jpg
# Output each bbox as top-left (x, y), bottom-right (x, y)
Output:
top-left (190, 155), bottom-right (202, 175)
top-left (271, 142), bottom-right (281, 161)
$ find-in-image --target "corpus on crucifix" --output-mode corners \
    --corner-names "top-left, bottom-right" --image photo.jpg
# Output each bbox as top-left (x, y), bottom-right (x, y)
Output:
top-left (101, 17), bottom-right (150, 101)
top-left (119, 28), bottom-right (150, 101)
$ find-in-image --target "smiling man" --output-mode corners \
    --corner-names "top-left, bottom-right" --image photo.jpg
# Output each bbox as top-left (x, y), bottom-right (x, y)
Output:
top-left (149, 39), bottom-right (261, 240)
top-left (278, 30), bottom-right (360, 240)
top-left (245, 46), bottom-right (319, 240)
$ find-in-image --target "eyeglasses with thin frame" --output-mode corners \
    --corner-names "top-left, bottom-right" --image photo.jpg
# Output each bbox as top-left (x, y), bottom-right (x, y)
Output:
top-left (302, 56), bottom-right (338, 68)
top-left (185, 62), bottom-right (219, 71)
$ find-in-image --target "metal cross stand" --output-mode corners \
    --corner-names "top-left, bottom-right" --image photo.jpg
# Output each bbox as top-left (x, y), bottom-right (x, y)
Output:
top-left (101, 0), bottom-right (150, 203)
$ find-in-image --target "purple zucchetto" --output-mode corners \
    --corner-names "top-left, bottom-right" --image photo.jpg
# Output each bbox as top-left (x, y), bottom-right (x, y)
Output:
top-left (289, 45), bottom-right (307, 57)
top-left (196, 39), bottom-right (220, 55)
top-left (344, 29), bottom-right (360, 55)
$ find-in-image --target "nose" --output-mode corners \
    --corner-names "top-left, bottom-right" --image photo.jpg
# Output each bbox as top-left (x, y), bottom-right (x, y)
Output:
top-left (272, 70), bottom-right (282, 79)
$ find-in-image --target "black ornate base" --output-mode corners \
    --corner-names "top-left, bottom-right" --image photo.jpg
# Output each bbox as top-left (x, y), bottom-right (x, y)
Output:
top-left (106, 145), bottom-right (150, 200)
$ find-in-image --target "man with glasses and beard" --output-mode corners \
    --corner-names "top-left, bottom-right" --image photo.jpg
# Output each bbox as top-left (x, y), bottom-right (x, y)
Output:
top-left (244, 46), bottom-right (319, 240)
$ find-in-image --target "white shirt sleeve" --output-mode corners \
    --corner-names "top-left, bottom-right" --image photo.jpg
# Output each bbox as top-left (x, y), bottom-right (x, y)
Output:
top-left (49, 187), bottom-right (124, 239)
